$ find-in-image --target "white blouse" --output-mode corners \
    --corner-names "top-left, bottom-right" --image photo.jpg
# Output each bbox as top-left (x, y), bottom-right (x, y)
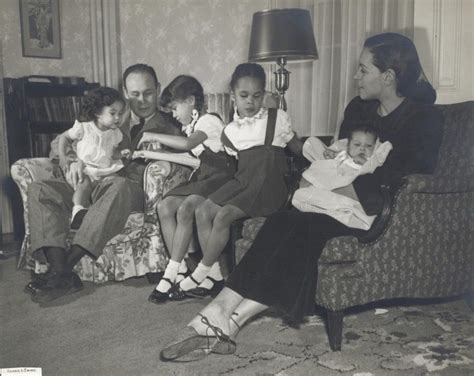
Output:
top-left (223, 108), bottom-right (294, 156)
top-left (185, 113), bottom-right (226, 157)
top-left (68, 120), bottom-right (123, 168)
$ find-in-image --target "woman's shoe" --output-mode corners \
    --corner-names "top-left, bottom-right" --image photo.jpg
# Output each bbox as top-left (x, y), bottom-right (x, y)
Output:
top-left (160, 314), bottom-right (236, 362)
top-left (148, 278), bottom-right (173, 304)
top-left (186, 277), bottom-right (225, 298)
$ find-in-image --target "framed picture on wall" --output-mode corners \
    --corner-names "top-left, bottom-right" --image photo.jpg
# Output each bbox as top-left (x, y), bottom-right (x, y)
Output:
top-left (20, 0), bottom-right (61, 59)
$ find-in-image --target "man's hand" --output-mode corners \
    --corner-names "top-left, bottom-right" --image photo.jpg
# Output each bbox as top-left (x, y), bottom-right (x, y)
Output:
top-left (68, 161), bottom-right (85, 189)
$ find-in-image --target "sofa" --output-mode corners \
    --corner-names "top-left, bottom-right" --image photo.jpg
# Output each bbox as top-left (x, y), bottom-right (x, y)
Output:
top-left (233, 101), bottom-right (474, 350)
top-left (11, 93), bottom-right (232, 283)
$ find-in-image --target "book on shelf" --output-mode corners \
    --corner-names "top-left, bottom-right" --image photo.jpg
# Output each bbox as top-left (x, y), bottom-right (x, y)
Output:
top-left (132, 150), bottom-right (200, 168)
top-left (25, 95), bottom-right (86, 122)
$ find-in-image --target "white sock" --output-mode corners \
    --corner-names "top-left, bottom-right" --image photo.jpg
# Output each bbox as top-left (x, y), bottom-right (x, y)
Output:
top-left (198, 262), bottom-right (223, 289)
top-left (71, 204), bottom-right (85, 220)
top-left (179, 262), bottom-right (211, 291)
top-left (156, 259), bottom-right (180, 292)
top-left (175, 259), bottom-right (189, 283)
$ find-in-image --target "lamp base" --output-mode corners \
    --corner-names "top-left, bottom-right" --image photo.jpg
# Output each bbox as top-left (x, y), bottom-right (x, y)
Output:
top-left (274, 57), bottom-right (290, 112)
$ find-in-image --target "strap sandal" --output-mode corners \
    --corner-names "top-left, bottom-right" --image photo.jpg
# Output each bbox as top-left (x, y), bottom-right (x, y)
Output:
top-left (148, 278), bottom-right (173, 304)
top-left (186, 277), bottom-right (225, 299)
top-left (31, 272), bottom-right (83, 304)
top-left (230, 312), bottom-right (242, 332)
top-left (168, 275), bottom-right (201, 301)
top-left (175, 268), bottom-right (192, 282)
top-left (160, 326), bottom-right (215, 362)
top-left (198, 313), bottom-right (236, 355)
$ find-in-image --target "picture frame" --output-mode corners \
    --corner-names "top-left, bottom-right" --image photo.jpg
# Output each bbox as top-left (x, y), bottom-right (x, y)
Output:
top-left (20, 0), bottom-right (61, 59)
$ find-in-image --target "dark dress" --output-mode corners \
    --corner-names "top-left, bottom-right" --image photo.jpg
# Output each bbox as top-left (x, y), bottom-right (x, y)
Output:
top-left (165, 114), bottom-right (237, 198)
top-left (226, 97), bottom-right (443, 322)
top-left (208, 109), bottom-right (288, 217)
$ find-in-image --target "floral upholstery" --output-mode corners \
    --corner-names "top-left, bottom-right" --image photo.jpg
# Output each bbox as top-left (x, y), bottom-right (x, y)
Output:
top-left (11, 157), bottom-right (192, 282)
top-left (235, 101), bottom-right (474, 313)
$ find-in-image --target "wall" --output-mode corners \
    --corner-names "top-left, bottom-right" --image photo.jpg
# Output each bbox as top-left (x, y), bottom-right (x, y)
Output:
top-left (414, 0), bottom-right (474, 103)
top-left (0, 0), bottom-right (94, 80)
top-left (119, 0), bottom-right (271, 94)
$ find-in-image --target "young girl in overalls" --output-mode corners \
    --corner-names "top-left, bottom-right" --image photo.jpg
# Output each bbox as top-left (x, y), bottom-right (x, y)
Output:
top-left (137, 75), bottom-right (236, 304)
top-left (167, 63), bottom-right (302, 300)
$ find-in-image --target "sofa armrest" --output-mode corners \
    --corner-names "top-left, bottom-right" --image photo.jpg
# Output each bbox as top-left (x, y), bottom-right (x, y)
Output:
top-left (10, 158), bottom-right (65, 199)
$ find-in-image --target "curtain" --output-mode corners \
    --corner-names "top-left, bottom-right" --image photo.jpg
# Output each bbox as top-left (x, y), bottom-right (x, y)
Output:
top-left (271, 0), bottom-right (414, 137)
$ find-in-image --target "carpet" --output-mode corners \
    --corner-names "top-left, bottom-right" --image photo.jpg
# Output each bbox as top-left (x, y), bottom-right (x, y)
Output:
top-left (1, 256), bottom-right (473, 376)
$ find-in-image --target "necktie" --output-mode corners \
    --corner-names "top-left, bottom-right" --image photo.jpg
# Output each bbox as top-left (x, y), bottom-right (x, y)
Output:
top-left (130, 117), bottom-right (145, 143)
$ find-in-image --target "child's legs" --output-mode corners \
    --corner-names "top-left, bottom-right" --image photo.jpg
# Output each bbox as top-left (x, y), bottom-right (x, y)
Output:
top-left (157, 196), bottom-right (184, 254)
top-left (201, 204), bottom-right (246, 266)
top-left (195, 199), bottom-right (221, 260)
top-left (170, 194), bottom-right (206, 262)
top-left (72, 176), bottom-right (93, 208)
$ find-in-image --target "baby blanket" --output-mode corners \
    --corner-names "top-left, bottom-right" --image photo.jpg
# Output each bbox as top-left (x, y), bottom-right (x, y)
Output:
top-left (292, 137), bottom-right (392, 230)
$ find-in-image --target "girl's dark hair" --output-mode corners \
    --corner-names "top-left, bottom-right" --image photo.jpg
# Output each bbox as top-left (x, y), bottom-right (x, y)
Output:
top-left (123, 63), bottom-right (159, 90)
top-left (364, 32), bottom-right (436, 104)
top-left (230, 63), bottom-right (266, 90)
top-left (79, 87), bottom-right (124, 121)
top-left (160, 75), bottom-right (205, 112)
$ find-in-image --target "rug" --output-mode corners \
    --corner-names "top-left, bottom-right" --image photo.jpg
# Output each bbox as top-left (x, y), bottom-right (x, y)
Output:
top-left (1, 256), bottom-right (473, 376)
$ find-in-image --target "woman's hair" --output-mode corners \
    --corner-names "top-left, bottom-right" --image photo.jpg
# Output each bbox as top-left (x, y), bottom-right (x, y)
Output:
top-left (364, 32), bottom-right (436, 104)
top-left (230, 63), bottom-right (266, 90)
top-left (79, 87), bottom-right (124, 122)
top-left (160, 75), bottom-right (205, 112)
top-left (122, 63), bottom-right (159, 90)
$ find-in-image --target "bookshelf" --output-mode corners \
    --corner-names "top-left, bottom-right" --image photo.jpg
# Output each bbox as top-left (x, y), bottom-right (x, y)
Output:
top-left (3, 75), bottom-right (99, 239)
top-left (3, 75), bottom-right (99, 161)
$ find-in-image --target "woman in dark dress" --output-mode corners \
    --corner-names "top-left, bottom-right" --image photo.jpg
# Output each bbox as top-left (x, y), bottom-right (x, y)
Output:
top-left (159, 32), bottom-right (443, 361)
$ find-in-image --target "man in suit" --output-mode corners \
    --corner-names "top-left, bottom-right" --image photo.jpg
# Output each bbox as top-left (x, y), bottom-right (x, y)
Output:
top-left (25, 64), bottom-right (181, 302)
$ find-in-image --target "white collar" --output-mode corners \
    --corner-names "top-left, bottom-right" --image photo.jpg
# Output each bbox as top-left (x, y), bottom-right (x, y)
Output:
top-left (233, 107), bottom-right (267, 125)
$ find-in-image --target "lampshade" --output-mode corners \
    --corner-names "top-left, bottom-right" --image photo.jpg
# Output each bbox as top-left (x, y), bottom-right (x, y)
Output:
top-left (248, 8), bottom-right (318, 63)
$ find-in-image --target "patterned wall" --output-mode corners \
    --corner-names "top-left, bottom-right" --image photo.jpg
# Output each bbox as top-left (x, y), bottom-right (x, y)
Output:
top-left (119, 0), bottom-right (271, 93)
top-left (1, 0), bottom-right (93, 80)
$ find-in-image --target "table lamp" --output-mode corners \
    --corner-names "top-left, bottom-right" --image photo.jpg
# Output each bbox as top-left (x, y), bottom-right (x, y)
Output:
top-left (248, 8), bottom-right (318, 111)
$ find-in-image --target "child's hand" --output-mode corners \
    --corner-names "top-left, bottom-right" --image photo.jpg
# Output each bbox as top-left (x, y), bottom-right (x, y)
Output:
top-left (121, 149), bottom-right (131, 159)
top-left (68, 160), bottom-right (85, 189)
top-left (323, 149), bottom-right (337, 159)
top-left (353, 154), bottom-right (368, 165)
top-left (137, 132), bottom-right (160, 149)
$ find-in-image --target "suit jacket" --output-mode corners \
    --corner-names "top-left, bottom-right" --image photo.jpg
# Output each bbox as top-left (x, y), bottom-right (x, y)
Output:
top-left (122, 109), bottom-right (182, 184)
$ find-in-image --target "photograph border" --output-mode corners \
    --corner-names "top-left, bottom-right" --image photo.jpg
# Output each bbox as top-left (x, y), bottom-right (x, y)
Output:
top-left (20, 0), bottom-right (62, 59)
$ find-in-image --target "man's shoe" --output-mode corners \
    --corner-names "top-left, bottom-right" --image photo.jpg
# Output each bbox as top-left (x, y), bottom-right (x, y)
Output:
top-left (31, 272), bottom-right (83, 303)
top-left (24, 270), bottom-right (54, 295)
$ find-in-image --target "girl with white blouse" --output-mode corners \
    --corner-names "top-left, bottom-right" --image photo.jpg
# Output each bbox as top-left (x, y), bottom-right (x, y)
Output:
top-left (167, 63), bottom-right (303, 301)
top-left (58, 87), bottom-right (128, 230)
top-left (138, 75), bottom-right (236, 304)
